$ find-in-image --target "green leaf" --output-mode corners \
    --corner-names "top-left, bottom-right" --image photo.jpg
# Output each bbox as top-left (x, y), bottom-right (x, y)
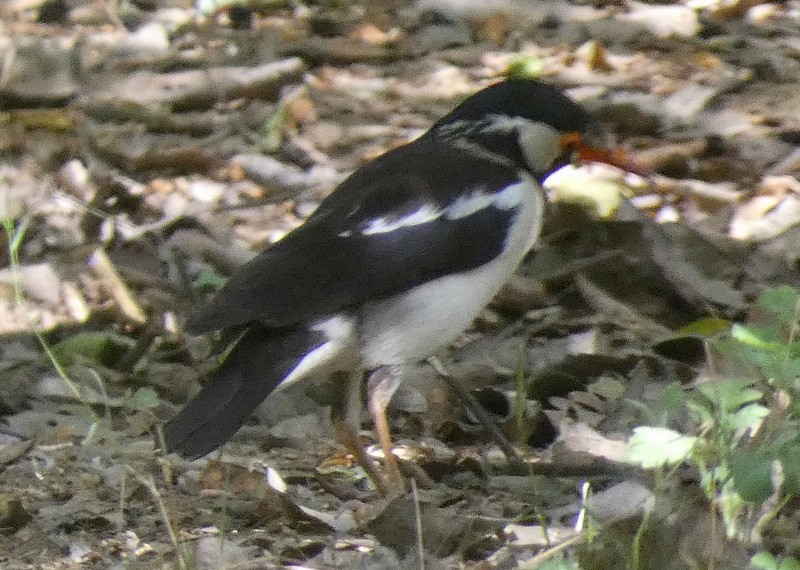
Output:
top-left (726, 403), bottom-right (769, 432)
top-left (678, 317), bottom-right (731, 338)
top-left (735, 343), bottom-right (800, 387)
top-left (684, 392), bottom-right (716, 424)
top-left (536, 557), bottom-right (582, 570)
top-left (505, 55), bottom-right (544, 79)
top-left (779, 557), bottom-right (800, 570)
top-left (731, 324), bottom-right (783, 351)
top-left (758, 286), bottom-right (800, 322)
top-left (128, 387), bottom-right (160, 411)
top-left (587, 376), bottom-right (625, 401)
top-left (736, 346), bottom-right (795, 384)
top-left (780, 357), bottom-right (800, 379)
top-left (625, 427), bottom-right (698, 469)
top-left (259, 107), bottom-right (288, 154)
top-left (730, 449), bottom-right (773, 503)
top-left (193, 266), bottom-right (228, 290)
top-left (779, 449), bottom-right (800, 495)
top-left (751, 551), bottom-right (778, 570)
top-left (751, 552), bottom-right (800, 570)
top-left (657, 383), bottom-right (688, 419)
top-left (51, 331), bottom-right (135, 367)
top-left (695, 378), bottom-right (763, 414)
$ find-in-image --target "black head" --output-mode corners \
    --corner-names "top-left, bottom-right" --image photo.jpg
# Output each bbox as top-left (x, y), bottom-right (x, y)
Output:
top-left (425, 79), bottom-right (607, 180)
top-left (431, 79), bottom-right (596, 135)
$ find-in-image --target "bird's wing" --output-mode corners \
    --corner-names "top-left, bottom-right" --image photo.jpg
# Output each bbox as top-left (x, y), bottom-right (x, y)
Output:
top-left (187, 141), bottom-right (532, 333)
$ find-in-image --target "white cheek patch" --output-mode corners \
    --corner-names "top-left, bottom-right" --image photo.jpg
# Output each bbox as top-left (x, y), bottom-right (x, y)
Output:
top-left (361, 204), bottom-right (442, 235)
top-left (518, 122), bottom-right (562, 174)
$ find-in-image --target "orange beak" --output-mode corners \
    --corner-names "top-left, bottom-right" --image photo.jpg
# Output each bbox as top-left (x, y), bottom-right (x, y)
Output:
top-left (560, 132), bottom-right (650, 177)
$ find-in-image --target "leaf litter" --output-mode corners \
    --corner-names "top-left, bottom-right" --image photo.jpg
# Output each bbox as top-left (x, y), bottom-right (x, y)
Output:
top-left (1, 0), bottom-right (800, 567)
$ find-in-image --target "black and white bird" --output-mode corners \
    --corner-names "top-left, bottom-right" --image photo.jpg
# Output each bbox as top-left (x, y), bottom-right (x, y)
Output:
top-left (162, 79), bottom-right (629, 493)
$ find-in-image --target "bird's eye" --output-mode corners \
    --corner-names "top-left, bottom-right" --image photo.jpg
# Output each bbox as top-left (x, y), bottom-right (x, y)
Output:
top-left (560, 132), bottom-right (583, 149)
top-left (558, 132), bottom-right (583, 165)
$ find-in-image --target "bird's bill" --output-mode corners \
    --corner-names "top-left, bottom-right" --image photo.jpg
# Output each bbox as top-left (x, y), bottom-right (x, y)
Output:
top-left (560, 132), bottom-right (649, 177)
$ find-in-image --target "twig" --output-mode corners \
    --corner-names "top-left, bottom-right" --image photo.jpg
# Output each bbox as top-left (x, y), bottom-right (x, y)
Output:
top-left (411, 478), bottom-right (425, 570)
top-left (84, 58), bottom-right (306, 111)
top-left (125, 465), bottom-right (188, 570)
top-left (89, 248), bottom-right (147, 325)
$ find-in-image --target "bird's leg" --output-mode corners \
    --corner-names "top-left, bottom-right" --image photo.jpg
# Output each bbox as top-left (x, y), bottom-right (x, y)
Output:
top-left (367, 365), bottom-right (406, 495)
top-left (428, 356), bottom-right (526, 470)
top-left (342, 367), bottom-right (363, 429)
top-left (329, 371), bottom-right (389, 494)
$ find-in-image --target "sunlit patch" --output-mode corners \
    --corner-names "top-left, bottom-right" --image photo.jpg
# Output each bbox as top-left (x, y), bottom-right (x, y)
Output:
top-left (544, 163), bottom-right (631, 218)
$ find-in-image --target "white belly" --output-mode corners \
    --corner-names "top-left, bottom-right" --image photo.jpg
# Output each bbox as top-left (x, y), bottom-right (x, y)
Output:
top-left (358, 177), bottom-right (544, 368)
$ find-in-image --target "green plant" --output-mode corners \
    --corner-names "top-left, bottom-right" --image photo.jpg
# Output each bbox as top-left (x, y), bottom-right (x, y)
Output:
top-left (4, 213), bottom-right (187, 564)
top-left (259, 106), bottom-right (288, 154)
top-left (3, 217), bottom-right (160, 429)
top-left (3, 217), bottom-right (102, 421)
top-left (626, 286), bottom-right (800, 541)
top-left (751, 551), bottom-right (800, 570)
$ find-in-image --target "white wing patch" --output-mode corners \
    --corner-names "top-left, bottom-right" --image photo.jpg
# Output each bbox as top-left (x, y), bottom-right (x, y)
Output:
top-left (446, 190), bottom-right (494, 219)
top-left (445, 182), bottom-right (523, 220)
top-left (360, 203), bottom-right (441, 235)
top-left (356, 181), bottom-right (523, 235)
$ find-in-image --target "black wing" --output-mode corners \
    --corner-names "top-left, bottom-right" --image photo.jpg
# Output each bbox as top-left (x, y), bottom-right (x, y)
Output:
top-left (187, 140), bottom-right (525, 333)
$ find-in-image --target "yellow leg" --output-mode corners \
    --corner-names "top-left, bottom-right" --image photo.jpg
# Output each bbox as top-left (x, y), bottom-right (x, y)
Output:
top-left (329, 371), bottom-right (391, 494)
top-left (367, 366), bottom-right (406, 495)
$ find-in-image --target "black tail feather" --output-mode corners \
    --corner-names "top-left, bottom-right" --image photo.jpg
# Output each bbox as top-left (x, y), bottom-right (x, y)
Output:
top-left (162, 325), bottom-right (326, 459)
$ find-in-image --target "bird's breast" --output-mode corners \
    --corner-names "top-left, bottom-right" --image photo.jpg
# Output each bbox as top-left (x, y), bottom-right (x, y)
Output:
top-left (358, 175), bottom-right (544, 368)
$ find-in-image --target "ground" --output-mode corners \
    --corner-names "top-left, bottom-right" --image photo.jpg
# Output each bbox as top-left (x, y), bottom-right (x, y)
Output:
top-left (2, 0), bottom-right (800, 568)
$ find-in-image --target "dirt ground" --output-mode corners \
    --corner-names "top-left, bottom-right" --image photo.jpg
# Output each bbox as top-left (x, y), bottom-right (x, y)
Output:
top-left (2, 0), bottom-right (800, 568)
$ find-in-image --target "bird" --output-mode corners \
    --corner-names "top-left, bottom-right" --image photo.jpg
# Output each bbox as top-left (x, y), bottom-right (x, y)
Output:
top-left (161, 78), bottom-right (630, 494)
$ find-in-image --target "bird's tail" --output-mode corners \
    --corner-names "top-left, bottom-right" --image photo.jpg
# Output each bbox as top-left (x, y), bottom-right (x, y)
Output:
top-left (161, 325), bottom-right (329, 459)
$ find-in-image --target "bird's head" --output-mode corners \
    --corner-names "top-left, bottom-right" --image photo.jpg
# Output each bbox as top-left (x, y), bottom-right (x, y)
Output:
top-left (427, 79), bottom-right (635, 182)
